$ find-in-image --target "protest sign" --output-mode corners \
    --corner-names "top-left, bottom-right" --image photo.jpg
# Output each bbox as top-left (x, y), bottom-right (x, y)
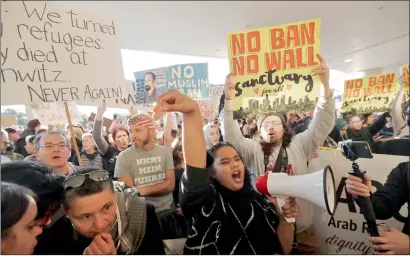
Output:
top-left (400, 64), bottom-right (409, 96)
top-left (28, 101), bottom-right (83, 125)
top-left (226, 18), bottom-right (321, 117)
top-left (134, 63), bottom-right (209, 108)
top-left (87, 113), bottom-right (113, 129)
top-left (1, 1), bottom-right (125, 106)
top-left (195, 84), bottom-right (224, 120)
top-left (1, 115), bottom-right (17, 127)
top-left (342, 73), bottom-right (396, 113)
top-left (309, 150), bottom-right (407, 254)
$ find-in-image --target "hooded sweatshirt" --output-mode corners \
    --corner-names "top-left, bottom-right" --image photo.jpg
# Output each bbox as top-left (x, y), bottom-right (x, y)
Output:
top-left (220, 90), bottom-right (335, 233)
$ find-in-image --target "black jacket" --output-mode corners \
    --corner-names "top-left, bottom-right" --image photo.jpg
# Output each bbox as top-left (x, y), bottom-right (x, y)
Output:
top-left (369, 161), bottom-right (409, 235)
top-left (14, 137), bottom-right (29, 157)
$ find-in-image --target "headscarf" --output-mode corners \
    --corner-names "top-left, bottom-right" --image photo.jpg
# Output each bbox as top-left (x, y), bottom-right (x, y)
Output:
top-left (335, 118), bottom-right (348, 131)
top-left (203, 123), bottom-right (218, 149)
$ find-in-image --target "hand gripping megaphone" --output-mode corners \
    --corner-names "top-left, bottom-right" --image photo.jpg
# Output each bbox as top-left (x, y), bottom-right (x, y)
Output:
top-left (256, 166), bottom-right (338, 215)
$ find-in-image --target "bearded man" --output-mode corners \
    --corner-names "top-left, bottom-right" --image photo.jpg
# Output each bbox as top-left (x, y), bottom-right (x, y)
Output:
top-left (221, 54), bottom-right (335, 254)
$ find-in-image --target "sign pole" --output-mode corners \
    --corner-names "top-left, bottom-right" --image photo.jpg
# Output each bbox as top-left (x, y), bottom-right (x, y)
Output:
top-left (64, 102), bottom-right (83, 167)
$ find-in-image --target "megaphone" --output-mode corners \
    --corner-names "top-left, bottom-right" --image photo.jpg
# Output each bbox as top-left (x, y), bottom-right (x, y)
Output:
top-left (256, 165), bottom-right (338, 215)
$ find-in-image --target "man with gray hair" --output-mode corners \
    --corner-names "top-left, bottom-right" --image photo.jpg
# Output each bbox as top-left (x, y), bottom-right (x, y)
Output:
top-left (33, 130), bottom-right (78, 175)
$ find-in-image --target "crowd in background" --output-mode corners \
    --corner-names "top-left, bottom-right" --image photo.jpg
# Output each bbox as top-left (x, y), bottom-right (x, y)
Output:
top-left (1, 57), bottom-right (409, 254)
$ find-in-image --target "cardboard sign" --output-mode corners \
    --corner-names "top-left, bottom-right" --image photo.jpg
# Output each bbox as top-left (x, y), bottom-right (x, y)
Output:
top-left (342, 73), bottom-right (397, 113)
top-left (1, 115), bottom-right (18, 127)
top-left (400, 64), bottom-right (410, 97)
top-left (28, 101), bottom-right (83, 125)
top-left (195, 84), bottom-right (224, 120)
top-left (1, 1), bottom-right (124, 106)
top-left (227, 18), bottom-right (321, 116)
top-left (309, 150), bottom-right (407, 254)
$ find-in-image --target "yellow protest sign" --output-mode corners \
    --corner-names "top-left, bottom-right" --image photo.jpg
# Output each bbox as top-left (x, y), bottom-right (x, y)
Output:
top-left (342, 73), bottom-right (396, 113)
top-left (227, 18), bottom-right (321, 116)
top-left (399, 64), bottom-right (410, 96)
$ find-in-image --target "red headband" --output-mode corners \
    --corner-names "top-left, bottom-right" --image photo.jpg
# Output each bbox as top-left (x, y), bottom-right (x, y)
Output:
top-left (127, 115), bottom-right (155, 129)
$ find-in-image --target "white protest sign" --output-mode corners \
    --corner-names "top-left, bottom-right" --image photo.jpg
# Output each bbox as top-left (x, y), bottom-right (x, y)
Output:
top-left (195, 84), bottom-right (223, 120)
top-left (1, 1), bottom-right (125, 106)
top-left (309, 150), bottom-right (408, 254)
top-left (28, 101), bottom-right (83, 125)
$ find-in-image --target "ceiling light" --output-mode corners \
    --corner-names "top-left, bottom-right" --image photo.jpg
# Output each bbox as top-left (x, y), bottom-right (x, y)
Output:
top-left (344, 59), bottom-right (352, 63)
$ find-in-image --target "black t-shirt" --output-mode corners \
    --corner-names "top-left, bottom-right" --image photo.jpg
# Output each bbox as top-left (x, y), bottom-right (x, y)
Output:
top-left (34, 204), bottom-right (165, 255)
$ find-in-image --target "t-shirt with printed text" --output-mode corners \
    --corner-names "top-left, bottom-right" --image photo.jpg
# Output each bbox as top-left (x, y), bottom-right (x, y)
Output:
top-left (114, 144), bottom-right (174, 213)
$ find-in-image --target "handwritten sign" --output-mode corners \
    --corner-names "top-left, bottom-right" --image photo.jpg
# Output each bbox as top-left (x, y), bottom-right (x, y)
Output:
top-left (194, 84), bottom-right (224, 120)
top-left (342, 73), bottom-right (396, 113)
top-left (28, 101), bottom-right (83, 125)
top-left (400, 64), bottom-right (409, 97)
top-left (309, 150), bottom-right (407, 255)
top-left (0, 1), bottom-right (125, 106)
top-left (227, 18), bottom-right (321, 116)
top-left (134, 63), bottom-right (209, 108)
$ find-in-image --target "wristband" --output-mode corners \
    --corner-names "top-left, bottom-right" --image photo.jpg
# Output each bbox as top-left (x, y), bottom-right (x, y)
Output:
top-left (225, 98), bottom-right (232, 100)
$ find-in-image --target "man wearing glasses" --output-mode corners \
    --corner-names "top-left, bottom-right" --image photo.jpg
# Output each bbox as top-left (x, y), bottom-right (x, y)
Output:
top-left (33, 131), bottom-right (78, 175)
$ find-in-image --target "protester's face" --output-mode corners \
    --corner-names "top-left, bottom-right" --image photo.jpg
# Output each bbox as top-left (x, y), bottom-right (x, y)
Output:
top-left (114, 131), bottom-right (129, 149)
top-left (1, 196), bottom-right (42, 254)
top-left (25, 142), bottom-right (35, 155)
top-left (1, 135), bottom-right (8, 152)
top-left (208, 127), bottom-right (220, 145)
top-left (177, 147), bottom-right (184, 160)
top-left (260, 116), bottom-right (284, 144)
top-left (212, 146), bottom-right (245, 191)
top-left (35, 134), bottom-right (71, 168)
top-left (144, 73), bottom-right (154, 91)
top-left (82, 136), bottom-right (95, 151)
top-left (340, 125), bottom-right (348, 136)
top-left (66, 187), bottom-right (116, 239)
top-left (367, 115), bottom-right (375, 124)
top-left (129, 124), bottom-right (153, 148)
top-left (7, 132), bottom-right (18, 142)
top-left (349, 116), bottom-right (362, 131)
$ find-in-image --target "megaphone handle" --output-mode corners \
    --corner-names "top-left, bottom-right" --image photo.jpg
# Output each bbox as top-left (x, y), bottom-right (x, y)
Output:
top-left (348, 169), bottom-right (380, 237)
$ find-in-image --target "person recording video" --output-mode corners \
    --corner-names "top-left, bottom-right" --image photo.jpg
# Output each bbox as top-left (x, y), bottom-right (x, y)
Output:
top-left (346, 161), bottom-right (409, 254)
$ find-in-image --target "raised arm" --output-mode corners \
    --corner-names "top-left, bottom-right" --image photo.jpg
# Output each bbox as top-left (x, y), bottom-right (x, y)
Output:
top-left (153, 91), bottom-right (210, 213)
top-left (296, 54), bottom-right (335, 158)
top-left (93, 102), bottom-right (109, 156)
top-left (221, 74), bottom-right (260, 164)
top-left (392, 77), bottom-right (406, 136)
top-left (163, 112), bottom-right (174, 149)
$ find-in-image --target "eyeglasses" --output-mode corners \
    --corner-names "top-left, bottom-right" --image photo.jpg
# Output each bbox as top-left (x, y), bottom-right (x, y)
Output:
top-left (63, 171), bottom-right (109, 190)
top-left (261, 121), bottom-right (282, 128)
top-left (40, 143), bottom-right (68, 151)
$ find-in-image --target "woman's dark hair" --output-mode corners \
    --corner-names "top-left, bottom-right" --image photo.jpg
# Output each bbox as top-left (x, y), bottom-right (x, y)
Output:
top-left (63, 167), bottom-right (114, 210)
top-left (111, 125), bottom-right (129, 141)
top-left (207, 142), bottom-right (253, 190)
top-left (1, 161), bottom-right (65, 220)
top-left (1, 182), bottom-right (36, 238)
top-left (172, 145), bottom-right (183, 169)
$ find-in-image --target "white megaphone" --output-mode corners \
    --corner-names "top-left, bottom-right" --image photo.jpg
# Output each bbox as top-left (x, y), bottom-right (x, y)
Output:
top-left (255, 165), bottom-right (338, 215)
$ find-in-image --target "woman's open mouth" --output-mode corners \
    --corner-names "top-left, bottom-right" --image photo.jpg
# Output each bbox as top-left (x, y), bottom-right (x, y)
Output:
top-left (232, 171), bottom-right (242, 182)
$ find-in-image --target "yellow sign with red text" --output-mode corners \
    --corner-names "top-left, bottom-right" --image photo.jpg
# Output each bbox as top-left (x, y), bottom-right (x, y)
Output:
top-left (227, 18), bottom-right (321, 115)
top-left (342, 73), bottom-right (397, 113)
top-left (399, 64), bottom-right (409, 97)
